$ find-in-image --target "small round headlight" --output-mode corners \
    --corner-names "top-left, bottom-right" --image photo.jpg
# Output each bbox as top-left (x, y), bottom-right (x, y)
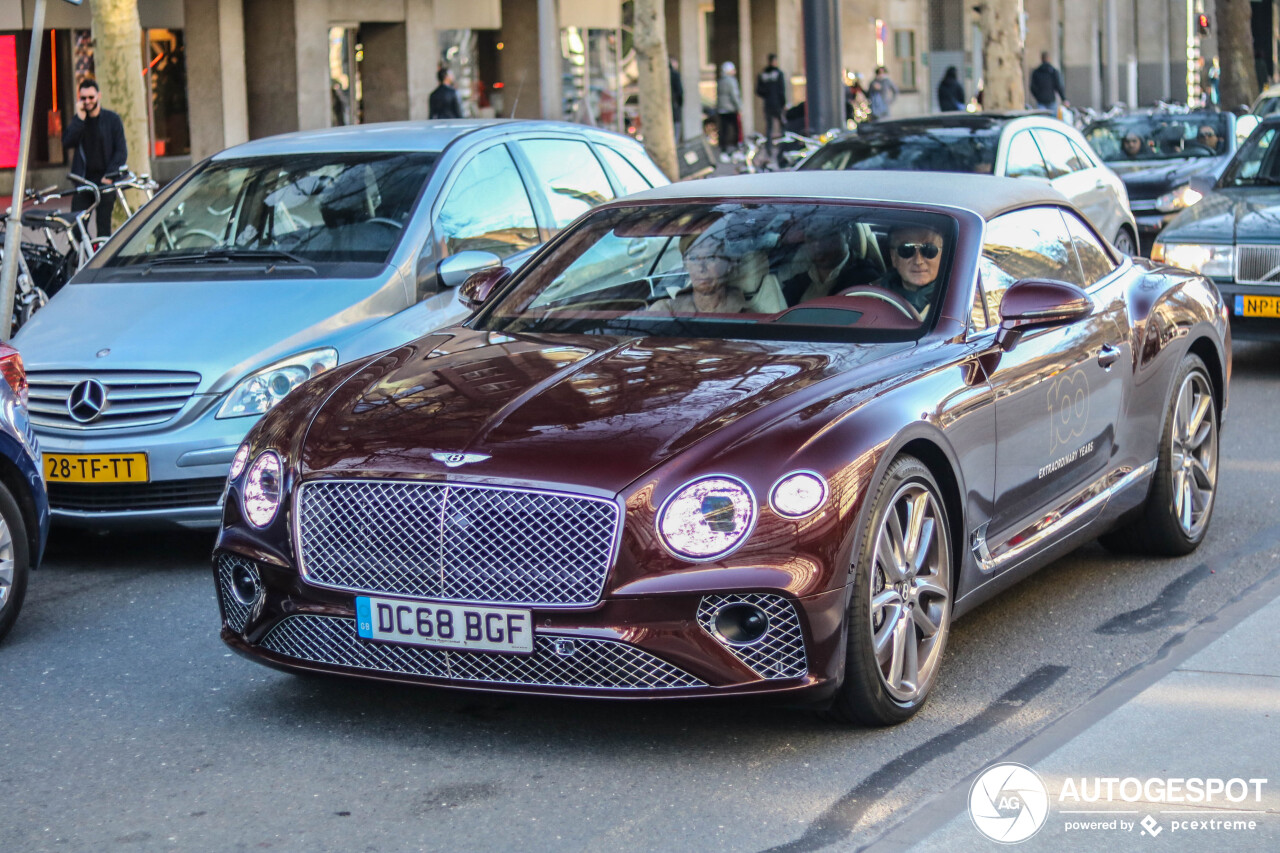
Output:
top-left (242, 451), bottom-right (283, 527)
top-left (229, 443), bottom-right (250, 481)
top-left (770, 471), bottom-right (828, 518)
top-left (657, 476), bottom-right (756, 561)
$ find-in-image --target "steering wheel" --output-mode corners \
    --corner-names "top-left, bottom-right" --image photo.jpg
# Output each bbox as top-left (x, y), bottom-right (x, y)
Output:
top-left (837, 286), bottom-right (923, 322)
top-left (1184, 141), bottom-right (1215, 155)
top-left (368, 217), bottom-right (405, 231)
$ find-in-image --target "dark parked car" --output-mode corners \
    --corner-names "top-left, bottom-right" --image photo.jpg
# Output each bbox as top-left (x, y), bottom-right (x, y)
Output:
top-left (1083, 109), bottom-right (1258, 249)
top-left (1153, 113), bottom-right (1280, 340)
top-left (214, 172), bottom-right (1227, 724)
top-left (0, 344), bottom-right (51, 643)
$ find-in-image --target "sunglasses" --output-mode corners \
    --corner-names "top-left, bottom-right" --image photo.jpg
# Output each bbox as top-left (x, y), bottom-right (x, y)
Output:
top-left (895, 242), bottom-right (940, 260)
top-left (1198, 131), bottom-right (1217, 139)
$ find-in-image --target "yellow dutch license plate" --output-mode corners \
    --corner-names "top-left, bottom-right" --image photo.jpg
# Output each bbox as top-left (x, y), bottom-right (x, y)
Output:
top-left (1239, 294), bottom-right (1280, 317)
top-left (45, 453), bottom-right (149, 484)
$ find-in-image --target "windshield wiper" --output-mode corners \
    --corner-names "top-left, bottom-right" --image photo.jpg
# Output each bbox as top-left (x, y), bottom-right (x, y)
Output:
top-left (141, 247), bottom-right (313, 269)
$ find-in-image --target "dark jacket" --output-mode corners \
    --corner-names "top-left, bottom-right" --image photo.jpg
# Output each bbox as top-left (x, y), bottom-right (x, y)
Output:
top-left (1030, 62), bottom-right (1066, 106)
top-left (670, 62), bottom-right (684, 120)
top-left (756, 65), bottom-right (787, 114)
top-left (429, 84), bottom-right (463, 119)
top-left (62, 109), bottom-right (127, 181)
top-left (937, 76), bottom-right (966, 112)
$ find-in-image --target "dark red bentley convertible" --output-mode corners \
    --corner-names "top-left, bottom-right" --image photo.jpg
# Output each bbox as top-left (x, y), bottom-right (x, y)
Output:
top-left (213, 172), bottom-right (1228, 725)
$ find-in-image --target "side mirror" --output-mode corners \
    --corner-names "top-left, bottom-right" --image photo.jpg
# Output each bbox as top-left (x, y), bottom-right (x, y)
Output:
top-left (438, 250), bottom-right (501, 288)
top-left (459, 266), bottom-right (512, 310)
top-left (995, 278), bottom-right (1093, 352)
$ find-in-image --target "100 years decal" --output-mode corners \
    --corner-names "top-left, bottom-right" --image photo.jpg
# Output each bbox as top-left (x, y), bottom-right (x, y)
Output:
top-left (1041, 369), bottom-right (1095, 479)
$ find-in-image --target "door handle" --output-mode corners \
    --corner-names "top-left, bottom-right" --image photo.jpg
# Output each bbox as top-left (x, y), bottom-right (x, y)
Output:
top-left (1097, 344), bottom-right (1121, 369)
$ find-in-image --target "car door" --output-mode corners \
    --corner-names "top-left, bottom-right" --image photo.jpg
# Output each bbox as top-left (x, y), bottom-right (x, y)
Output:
top-left (977, 206), bottom-right (1127, 568)
top-left (1033, 128), bottom-right (1115, 237)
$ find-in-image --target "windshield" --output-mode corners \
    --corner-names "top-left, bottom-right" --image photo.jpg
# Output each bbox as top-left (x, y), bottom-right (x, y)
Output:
top-left (1220, 125), bottom-right (1280, 186)
top-left (801, 127), bottom-right (1000, 174)
top-left (478, 202), bottom-right (958, 342)
top-left (106, 151), bottom-right (437, 270)
top-left (1084, 113), bottom-right (1230, 162)
top-left (1255, 97), bottom-right (1280, 118)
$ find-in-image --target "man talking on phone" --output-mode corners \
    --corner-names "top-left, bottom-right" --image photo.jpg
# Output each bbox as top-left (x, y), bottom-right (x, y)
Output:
top-left (62, 78), bottom-right (128, 238)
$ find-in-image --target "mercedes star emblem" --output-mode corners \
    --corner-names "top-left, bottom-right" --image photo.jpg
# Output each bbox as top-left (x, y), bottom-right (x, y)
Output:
top-left (67, 379), bottom-right (109, 424)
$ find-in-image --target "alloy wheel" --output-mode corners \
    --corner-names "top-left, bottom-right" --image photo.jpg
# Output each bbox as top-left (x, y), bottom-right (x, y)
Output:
top-left (868, 482), bottom-right (951, 702)
top-left (0, 515), bottom-right (12, 610)
top-left (1170, 370), bottom-right (1217, 539)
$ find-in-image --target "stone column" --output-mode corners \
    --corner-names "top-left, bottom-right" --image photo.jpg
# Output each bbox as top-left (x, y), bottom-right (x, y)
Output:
top-left (183, 0), bottom-right (248, 159)
top-left (667, 0), bottom-right (703, 140)
top-left (406, 0), bottom-right (436, 120)
top-left (361, 23), bottom-right (410, 123)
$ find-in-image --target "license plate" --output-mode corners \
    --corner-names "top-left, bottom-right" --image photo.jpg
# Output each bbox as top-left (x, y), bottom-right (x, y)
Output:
top-left (1236, 294), bottom-right (1280, 317)
top-left (44, 452), bottom-right (149, 483)
top-left (355, 596), bottom-right (534, 654)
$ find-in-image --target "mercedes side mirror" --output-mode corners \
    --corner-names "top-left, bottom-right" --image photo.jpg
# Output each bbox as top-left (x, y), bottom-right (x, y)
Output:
top-left (459, 266), bottom-right (512, 310)
top-left (438, 250), bottom-right (502, 288)
top-left (995, 279), bottom-right (1093, 352)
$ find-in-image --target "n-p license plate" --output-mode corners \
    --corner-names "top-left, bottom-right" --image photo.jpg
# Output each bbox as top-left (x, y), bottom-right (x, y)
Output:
top-left (355, 596), bottom-right (534, 653)
top-left (1236, 294), bottom-right (1280, 317)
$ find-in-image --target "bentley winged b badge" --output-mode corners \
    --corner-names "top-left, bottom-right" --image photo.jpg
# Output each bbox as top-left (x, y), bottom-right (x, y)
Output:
top-left (430, 452), bottom-right (491, 468)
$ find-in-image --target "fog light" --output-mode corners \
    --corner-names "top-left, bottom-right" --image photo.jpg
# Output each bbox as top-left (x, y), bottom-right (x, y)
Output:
top-left (713, 602), bottom-right (770, 645)
top-left (230, 560), bottom-right (261, 606)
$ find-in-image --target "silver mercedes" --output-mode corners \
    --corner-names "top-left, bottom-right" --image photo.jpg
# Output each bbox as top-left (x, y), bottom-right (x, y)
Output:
top-left (14, 120), bottom-right (668, 527)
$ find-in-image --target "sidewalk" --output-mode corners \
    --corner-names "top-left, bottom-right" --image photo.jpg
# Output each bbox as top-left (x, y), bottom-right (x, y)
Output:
top-left (865, 569), bottom-right (1280, 852)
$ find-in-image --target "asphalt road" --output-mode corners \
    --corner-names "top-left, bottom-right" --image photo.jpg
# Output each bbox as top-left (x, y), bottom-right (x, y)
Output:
top-left (4, 341), bottom-right (1279, 853)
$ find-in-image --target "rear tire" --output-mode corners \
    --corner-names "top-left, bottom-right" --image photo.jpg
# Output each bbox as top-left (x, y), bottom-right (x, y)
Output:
top-left (826, 456), bottom-right (953, 726)
top-left (1112, 228), bottom-right (1137, 257)
top-left (1099, 354), bottom-right (1218, 556)
top-left (0, 483), bottom-right (32, 643)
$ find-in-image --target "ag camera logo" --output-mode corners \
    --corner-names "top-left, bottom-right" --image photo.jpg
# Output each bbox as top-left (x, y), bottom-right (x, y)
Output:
top-left (969, 763), bottom-right (1050, 843)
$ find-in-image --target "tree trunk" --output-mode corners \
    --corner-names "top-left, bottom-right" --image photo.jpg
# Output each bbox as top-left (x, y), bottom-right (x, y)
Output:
top-left (1215, 0), bottom-right (1258, 109)
top-left (632, 0), bottom-right (679, 181)
top-left (979, 0), bottom-right (1026, 110)
top-left (88, 0), bottom-right (152, 220)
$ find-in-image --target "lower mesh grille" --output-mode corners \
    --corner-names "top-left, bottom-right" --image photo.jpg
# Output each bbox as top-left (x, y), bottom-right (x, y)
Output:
top-left (697, 593), bottom-right (808, 680)
top-left (259, 614), bottom-right (706, 690)
top-left (215, 554), bottom-right (256, 633)
top-left (49, 477), bottom-right (224, 512)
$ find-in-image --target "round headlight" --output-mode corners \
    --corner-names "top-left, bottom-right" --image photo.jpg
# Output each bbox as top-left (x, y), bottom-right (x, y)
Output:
top-left (229, 443), bottom-right (250, 481)
top-left (242, 451), bottom-right (283, 527)
top-left (770, 471), bottom-right (828, 518)
top-left (657, 476), bottom-right (756, 561)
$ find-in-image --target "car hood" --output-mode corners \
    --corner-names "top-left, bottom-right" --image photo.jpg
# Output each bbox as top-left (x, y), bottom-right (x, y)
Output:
top-left (13, 273), bottom-right (399, 392)
top-left (300, 328), bottom-right (912, 494)
top-left (1158, 187), bottom-right (1280, 243)
top-left (1108, 156), bottom-right (1227, 200)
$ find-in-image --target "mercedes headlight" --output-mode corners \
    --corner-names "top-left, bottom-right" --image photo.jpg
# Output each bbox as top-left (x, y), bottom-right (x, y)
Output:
top-left (217, 348), bottom-right (338, 418)
top-left (1152, 242), bottom-right (1234, 277)
top-left (770, 471), bottom-right (829, 518)
top-left (242, 451), bottom-right (283, 527)
top-left (1155, 184), bottom-right (1204, 213)
top-left (658, 476), bottom-right (756, 561)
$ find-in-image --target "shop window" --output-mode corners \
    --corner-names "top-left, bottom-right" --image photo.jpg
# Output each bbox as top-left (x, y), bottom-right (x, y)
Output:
top-left (146, 29), bottom-right (189, 157)
top-left (894, 30), bottom-right (916, 91)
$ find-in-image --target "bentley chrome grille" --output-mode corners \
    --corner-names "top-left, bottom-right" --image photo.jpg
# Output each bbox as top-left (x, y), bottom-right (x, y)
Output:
top-left (697, 593), bottom-right (808, 680)
top-left (27, 370), bottom-right (202, 430)
top-left (260, 614), bottom-right (706, 690)
top-left (1235, 245), bottom-right (1280, 284)
top-left (297, 480), bottom-right (620, 607)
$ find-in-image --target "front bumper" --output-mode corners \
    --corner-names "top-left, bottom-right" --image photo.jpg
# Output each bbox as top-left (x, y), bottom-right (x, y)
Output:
top-left (37, 411), bottom-right (254, 528)
top-left (214, 550), bottom-right (847, 701)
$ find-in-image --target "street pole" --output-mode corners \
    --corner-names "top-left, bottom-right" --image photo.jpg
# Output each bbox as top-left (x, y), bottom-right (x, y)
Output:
top-left (0, 0), bottom-right (80, 342)
top-left (801, 0), bottom-right (843, 135)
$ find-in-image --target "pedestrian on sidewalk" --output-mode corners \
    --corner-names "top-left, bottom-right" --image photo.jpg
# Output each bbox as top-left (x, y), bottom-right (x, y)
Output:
top-left (716, 61), bottom-right (742, 159)
top-left (670, 57), bottom-right (685, 143)
top-left (61, 78), bottom-right (126, 239)
top-left (756, 54), bottom-right (787, 153)
top-left (429, 68), bottom-right (463, 119)
top-left (1030, 52), bottom-right (1068, 111)
top-left (937, 66), bottom-right (966, 112)
top-left (867, 66), bottom-right (898, 121)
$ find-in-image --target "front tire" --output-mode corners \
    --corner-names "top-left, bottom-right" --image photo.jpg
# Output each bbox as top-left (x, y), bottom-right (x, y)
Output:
top-left (0, 484), bottom-right (32, 643)
top-left (1100, 354), bottom-right (1218, 555)
top-left (827, 456), bottom-right (953, 726)
top-left (1112, 227), bottom-right (1137, 257)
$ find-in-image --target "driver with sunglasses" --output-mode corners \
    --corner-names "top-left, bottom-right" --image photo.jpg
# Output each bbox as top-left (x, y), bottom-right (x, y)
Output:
top-left (883, 224), bottom-right (945, 317)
